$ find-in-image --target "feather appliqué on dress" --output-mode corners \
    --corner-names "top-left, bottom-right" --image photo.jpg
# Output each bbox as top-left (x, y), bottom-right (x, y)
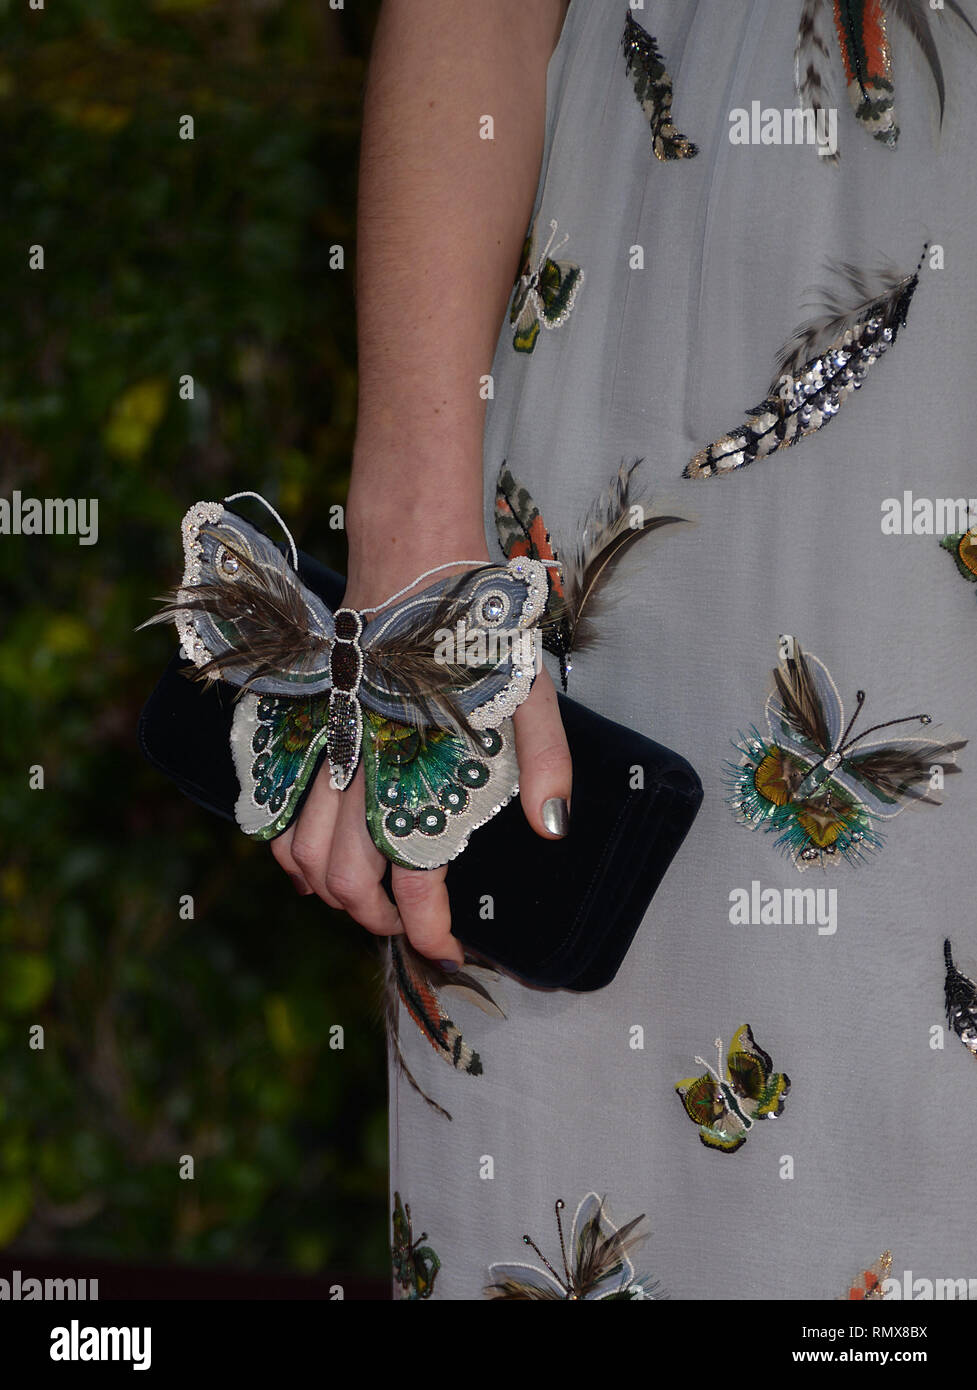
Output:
top-left (844, 1251), bottom-right (893, 1299)
top-left (621, 12), bottom-right (698, 160)
top-left (834, 0), bottom-right (898, 145)
top-left (685, 250), bottom-right (925, 478)
top-left (484, 1193), bottom-right (664, 1300)
top-left (676, 1026), bottom-right (790, 1154)
top-left (796, 0), bottom-right (977, 159)
top-left (728, 640), bottom-right (966, 871)
top-left (796, 0), bottom-right (841, 162)
top-left (940, 525), bottom-right (977, 599)
top-left (383, 938), bottom-right (504, 1122)
top-left (392, 1192), bottom-right (441, 1300)
top-left (495, 460), bottom-right (687, 689)
top-left (943, 939), bottom-right (977, 1059)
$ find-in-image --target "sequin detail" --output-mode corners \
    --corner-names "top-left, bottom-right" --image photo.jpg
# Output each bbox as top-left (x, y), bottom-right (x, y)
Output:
top-left (676, 1026), bottom-right (790, 1154)
top-left (363, 710), bottom-right (518, 870)
top-left (485, 1193), bottom-right (663, 1300)
top-left (944, 940), bottom-right (977, 1059)
top-left (686, 257), bottom-right (921, 478)
top-left (176, 500), bottom-right (225, 666)
top-left (621, 11), bottom-right (698, 160)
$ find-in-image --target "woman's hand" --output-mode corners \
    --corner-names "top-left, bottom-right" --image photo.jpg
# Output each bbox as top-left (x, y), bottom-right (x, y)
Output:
top-left (269, 565), bottom-right (572, 970)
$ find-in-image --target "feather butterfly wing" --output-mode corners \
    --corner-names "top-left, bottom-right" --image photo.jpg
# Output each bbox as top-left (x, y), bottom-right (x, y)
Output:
top-left (145, 504), bottom-right (336, 693)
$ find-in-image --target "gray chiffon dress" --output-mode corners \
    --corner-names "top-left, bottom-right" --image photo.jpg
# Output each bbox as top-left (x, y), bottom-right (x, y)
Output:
top-left (388, 0), bottom-right (977, 1301)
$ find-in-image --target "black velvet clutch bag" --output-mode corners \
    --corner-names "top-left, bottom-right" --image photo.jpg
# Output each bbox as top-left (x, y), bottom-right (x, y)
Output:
top-left (138, 552), bottom-right (703, 991)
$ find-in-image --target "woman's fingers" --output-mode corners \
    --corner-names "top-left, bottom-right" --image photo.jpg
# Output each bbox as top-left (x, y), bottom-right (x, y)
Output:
top-left (322, 769), bottom-right (404, 937)
top-left (512, 665), bottom-right (572, 839)
top-left (273, 759), bottom-right (344, 907)
top-left (391, 862), bottom-right (461, 969)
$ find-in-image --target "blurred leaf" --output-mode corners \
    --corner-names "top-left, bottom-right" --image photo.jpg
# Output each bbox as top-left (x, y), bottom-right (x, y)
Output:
top-left (102, 378), bottom-right (169, 461)
top-left (0, 952), bottom-right (54, 1013)
top-left (0, 1180), bottom-right (33, 1245)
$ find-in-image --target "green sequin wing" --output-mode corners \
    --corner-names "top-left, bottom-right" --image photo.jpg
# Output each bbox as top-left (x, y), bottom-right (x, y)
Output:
top-left (230, 691), bottom-right (331, 838)
top-left (362, 710), bottom-right (518, 869)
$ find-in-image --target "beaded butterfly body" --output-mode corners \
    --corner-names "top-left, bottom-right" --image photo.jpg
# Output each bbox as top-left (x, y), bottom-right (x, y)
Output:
top-left (728, 642), bottom-right (966, 871)
top-left (392, 1192), bottom-right (440, 1300)
top-left (676, 1025), bottom-right (790, 1155)
top-left (161, 500), bottom-right (547, 868)
top-left (509, 216), bottom-right (583, 354)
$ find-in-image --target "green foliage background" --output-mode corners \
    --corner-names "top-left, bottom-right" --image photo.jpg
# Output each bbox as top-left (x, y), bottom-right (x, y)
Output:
top-left (0, 0), bottom-right (389, 1277)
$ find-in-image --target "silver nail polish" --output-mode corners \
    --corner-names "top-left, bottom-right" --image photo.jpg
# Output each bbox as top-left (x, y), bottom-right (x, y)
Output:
top-left (438, 959), bottom-right (461, 974)
top-left (541, 797), bottom-right (569, 837)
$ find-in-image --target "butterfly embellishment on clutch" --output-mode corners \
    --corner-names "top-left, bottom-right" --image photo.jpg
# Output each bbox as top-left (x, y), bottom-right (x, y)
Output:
top-left (676, 1025), bottom-right (790, 1155)
top-left (728, 640), bottom-right (966, 871)
top-left (484, 1193), bottom-right (662, 1300)
top-left (509, 216), bottom-right (583, 354)
top-left (392, 1192), bottom-right (440, 1301)
top-left (147, 498), bottom-right (547, 868)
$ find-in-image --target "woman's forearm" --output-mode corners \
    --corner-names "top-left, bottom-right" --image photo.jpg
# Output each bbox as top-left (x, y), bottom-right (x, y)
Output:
top-left (347, 0), bottom-right (569, 585)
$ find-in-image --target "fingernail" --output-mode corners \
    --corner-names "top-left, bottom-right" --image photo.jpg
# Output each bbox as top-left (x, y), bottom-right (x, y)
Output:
top-left (438, 959), bottom-right (461, 973)
top-left (541, 797), bottom-right (569, 837)
top-left (289, 874), bottom-right (314, 896)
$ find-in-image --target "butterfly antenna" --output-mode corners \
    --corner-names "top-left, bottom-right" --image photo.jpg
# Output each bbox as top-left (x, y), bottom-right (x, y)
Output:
top-left (693, 1039), bottom-right (725, 1086)
top-left (521, 1222), bottom-right (569, 1296)
top-left (539, 218), bottom-right (569, 262)
top-left (554, 1199), bottom-right (575, 1293)
top-left (842, 709), bottom-right (933, 753)
top-left (836, 689), bottom-right (867, 749)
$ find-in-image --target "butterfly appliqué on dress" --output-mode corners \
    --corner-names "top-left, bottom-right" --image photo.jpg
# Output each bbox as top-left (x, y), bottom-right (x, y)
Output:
top-left (392, 1192), bottom-right (440, 1300)
top-left (940, 525), bottom-right (977, 601)
top-left (728, 640), bottom-right (966, 871)
top-left (676, 1025), bottom-right (790, 1155)
top-left (508, 216), bottom-right (583, 354)
top-left (484, 1193), bottom-right (662, 1300)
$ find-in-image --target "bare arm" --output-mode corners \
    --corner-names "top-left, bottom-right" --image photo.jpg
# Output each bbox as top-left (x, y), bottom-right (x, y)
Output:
top-left (272, 0), bottom-right (573, 965)
top-left (347, 0), bottom-right (570, 583)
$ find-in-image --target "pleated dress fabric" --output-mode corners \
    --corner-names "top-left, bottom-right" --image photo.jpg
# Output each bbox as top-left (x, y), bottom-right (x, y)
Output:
top-left (388, 0), bottom-right (977, 1300)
